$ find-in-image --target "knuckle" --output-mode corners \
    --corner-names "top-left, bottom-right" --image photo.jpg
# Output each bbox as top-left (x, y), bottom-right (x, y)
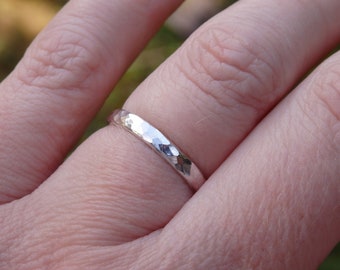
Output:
top-left (16, 26), bottom-right (100, 93)
top-left (180, 25), bottom-right (280, 115)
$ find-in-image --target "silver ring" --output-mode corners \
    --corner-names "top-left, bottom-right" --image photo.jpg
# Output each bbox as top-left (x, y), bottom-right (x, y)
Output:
top-left (108, 109), bottom-right (205, 190)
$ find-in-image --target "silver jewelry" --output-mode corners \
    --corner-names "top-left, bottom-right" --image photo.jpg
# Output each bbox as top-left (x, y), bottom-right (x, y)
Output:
top-left (108, 109), bottom-right (205, 190)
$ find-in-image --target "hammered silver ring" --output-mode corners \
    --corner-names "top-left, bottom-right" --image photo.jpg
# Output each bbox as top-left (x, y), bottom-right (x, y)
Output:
top-left (108, 109), bottom-right (205, 190)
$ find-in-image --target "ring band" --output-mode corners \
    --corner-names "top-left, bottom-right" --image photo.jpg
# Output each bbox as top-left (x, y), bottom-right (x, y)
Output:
top-left (108, 109), bottom-right (205, 190)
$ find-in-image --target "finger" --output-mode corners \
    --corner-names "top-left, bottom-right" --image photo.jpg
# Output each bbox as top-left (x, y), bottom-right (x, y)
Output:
top-left (124, 0), bottom-right (340, 177)
top-left (146, 52), bottom-right (340, 269)
top-left (0, 0), bottom-right (183, 203)
top-left (24, 0), bottom-right (340, 245)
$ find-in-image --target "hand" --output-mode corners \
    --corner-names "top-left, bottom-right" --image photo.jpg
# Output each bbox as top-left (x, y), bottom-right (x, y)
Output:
top-left (0, 0), bottom-right (339, 269)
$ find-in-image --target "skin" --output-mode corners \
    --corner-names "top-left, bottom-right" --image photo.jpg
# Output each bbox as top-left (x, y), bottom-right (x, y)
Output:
top-left (0, 0), bottom-right (339, 269)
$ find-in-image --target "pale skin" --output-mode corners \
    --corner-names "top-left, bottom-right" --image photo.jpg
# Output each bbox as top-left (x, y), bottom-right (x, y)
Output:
top-left (0, 0), bottom-right (339, 269)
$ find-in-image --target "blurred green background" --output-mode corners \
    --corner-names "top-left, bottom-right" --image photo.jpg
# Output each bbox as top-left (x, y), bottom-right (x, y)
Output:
top-left (0, 1), bottom-right (338, 269)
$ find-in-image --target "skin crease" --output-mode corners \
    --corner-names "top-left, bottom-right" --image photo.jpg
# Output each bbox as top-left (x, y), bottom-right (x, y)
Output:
top-left (0, 0), bottom-right (184, 203)
top-left (0, 0), bottom-right (339, 269)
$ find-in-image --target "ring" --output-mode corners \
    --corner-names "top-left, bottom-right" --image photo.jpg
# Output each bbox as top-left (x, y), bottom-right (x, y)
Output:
top-left (108, 109), bottom-right (205, 190)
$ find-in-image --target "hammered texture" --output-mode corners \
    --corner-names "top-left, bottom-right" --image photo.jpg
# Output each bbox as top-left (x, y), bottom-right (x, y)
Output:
top-left (113, 110), bottom-right (192, 176)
